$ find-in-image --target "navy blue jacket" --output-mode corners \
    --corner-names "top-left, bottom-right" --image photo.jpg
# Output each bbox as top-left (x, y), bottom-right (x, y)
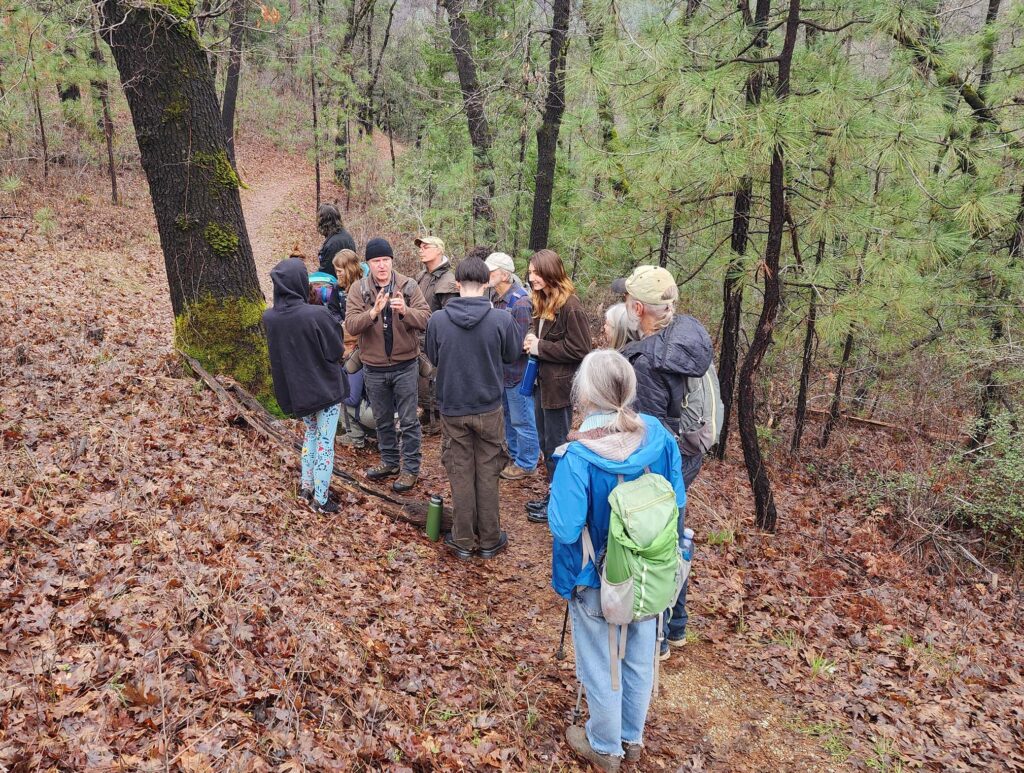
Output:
top-left (425, 296), bottom-right (520, 417)
top-left (623, 314), bottom-right (713, 436)
top-left (263, 258), bottom-right (348, 417)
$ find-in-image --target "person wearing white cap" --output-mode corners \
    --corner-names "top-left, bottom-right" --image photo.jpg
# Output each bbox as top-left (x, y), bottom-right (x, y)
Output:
top-left (486, 251), bottom-right (540, 479)
top-left (414, 235), bottom-right (458, 313)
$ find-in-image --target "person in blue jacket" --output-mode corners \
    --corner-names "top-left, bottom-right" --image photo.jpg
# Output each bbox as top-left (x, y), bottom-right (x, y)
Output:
top-left (548, 349), bottom-right (686, 771)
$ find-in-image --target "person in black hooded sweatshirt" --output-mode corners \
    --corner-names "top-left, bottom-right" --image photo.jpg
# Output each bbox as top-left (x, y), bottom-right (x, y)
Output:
top-left (263, 257), bottom-right (349, 513)
top-left (425, 257), bottom-right (521, 560)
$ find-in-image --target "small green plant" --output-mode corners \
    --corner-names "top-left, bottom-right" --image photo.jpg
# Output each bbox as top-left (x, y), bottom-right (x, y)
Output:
top-left (34, 206), bottom-right (58, 242)
top-left (771, 628), bottom-right (799, 648)
top-left (809, 653), bottom-right (837, 679)
top-left (899, 632), bottom-right (914, 649)
top-left (797, 721), bottom-right (853, 763)
top-left (1, 174), bottom-right (22, 203)
top-left (866, 736), bottom-right (905, 772)
top-left (706, 528), bottom-right (735, 546)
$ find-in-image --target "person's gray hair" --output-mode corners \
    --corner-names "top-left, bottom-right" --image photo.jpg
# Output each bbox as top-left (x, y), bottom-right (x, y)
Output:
top-left (572, 350), bottom-right (646, 434)
top-left (604, 302), bottom-right (639, 351)
top-left (630, 295), bottom-right (675, 333)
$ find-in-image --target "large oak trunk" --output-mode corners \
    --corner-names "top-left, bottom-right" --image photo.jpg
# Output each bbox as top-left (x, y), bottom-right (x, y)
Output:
top-left (97, 0), bottom-right (273, 406)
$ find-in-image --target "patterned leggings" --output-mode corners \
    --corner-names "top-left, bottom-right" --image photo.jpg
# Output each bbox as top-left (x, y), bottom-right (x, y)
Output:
top-left (301, 404), bottom-right (340, 505)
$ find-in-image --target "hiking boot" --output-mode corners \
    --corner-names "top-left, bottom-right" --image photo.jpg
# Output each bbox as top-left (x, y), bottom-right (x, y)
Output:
top-left (478, 532), bottom-right (508, 559)
top-left (623, 742), bottom-right (642, 763)
top-left (392, 472), bottom-right (418, 493)
top-left (339, 433), bottom-right (366, 449)
top-left (526, 497), bottom-right (549, 523)
top-left (298, 487), bottom-right (313, 503)
top-left (443, 532), bottom-right (475, 560)
top-left (667, 634), bottom-right (688, 649)
top-left (500, 464), bottom-right (535, 480)
top-left (312, 497), bottom-right (339, 514)
top-left (366, 463), bottom-right (400, 481)
top-left (565, 725), bottom-right (621, 772)
top-left (659, 640), bottom-right (672, 661)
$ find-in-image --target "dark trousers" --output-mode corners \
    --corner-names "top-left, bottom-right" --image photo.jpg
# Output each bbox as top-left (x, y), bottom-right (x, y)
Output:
top-left (441, 407), bottom-right (509, 551)
top-left (364, 360), bottom-right (421, 475)
top-left (535, 403), bottom-right (573, 481)
top-left (665, 451), bottom-right (704, 640)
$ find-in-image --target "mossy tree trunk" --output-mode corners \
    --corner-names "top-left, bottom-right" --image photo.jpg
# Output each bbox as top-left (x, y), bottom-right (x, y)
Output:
top-left (96, 0), bottom-right (272, 405)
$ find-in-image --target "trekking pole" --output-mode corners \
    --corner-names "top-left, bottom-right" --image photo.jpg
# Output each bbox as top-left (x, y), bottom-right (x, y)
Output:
top-left (571, 682), bottom-right (584, 726)
top-left (555, 602), bottom-right (569, 660)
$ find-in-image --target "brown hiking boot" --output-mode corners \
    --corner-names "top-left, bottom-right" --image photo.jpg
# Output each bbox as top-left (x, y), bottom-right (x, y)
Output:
top-left (566, 726), bottom-right (621, 772)
top-left (392, 472), bottom-right (418, 493)
top-left (500, 464), bottom-right (535, 480)
top-left (366, 463), bottom-right (400, 480)
top-left (623, 742), bottom-right (642, 762)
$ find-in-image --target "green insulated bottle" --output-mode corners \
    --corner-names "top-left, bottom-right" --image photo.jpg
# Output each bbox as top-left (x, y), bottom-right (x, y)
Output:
top-left (426, 495), bottom-right (443, 542)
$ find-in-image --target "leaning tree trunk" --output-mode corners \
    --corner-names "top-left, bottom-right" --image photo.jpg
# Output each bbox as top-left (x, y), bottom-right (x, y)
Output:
top-left (819, 329), bottom-right (855, 448)
top-left (222, 0), bottom-right (247, 167)
top-left (715, 0), bottom-right (772, 461)
top-left (528, 0), bottom-right (571, 251)
top-left (440, 0), bottom-right (497, 242)
top-left (737, 0), bottom-right (800, 533)
top-left (96, 0), bottom-right (273, 405)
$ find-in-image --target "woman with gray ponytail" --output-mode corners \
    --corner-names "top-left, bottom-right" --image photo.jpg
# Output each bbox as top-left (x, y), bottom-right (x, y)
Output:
top-left (548, 350), bottom-right (686, 771)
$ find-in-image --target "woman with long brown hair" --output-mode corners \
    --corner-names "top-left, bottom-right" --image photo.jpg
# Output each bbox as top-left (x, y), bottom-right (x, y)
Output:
top-left (521, 249), bottom-right (593, 523)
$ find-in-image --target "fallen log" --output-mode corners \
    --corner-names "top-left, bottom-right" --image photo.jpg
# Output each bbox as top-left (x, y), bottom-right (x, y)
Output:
top-left (178, 351), bottom-right (441, 530)
top-left (806, 408), bottom-right (963, 442)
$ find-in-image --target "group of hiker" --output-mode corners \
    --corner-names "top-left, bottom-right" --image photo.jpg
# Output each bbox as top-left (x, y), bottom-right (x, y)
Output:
top-left (261, 203), bottom-right (720, 772)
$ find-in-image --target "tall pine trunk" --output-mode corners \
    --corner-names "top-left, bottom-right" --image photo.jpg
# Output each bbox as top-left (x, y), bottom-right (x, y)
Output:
top-left (528, 0), bottom-right (571, 251)
top-left (440, 0), bottom-right (497, 242)
top-left (737, 0), bottom-right (800, 533)
top-left (96, 0), bottom-right (272, 405)
top-left (715, 0), bottom-right (771, 461)
top-left (222, 0), bottom-right (247, 167)
top-left (90, 5), bottom-right (119, 205)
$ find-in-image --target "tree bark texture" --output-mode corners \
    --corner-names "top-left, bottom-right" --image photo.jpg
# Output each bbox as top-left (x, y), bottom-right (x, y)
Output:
top-left (96, 0), bottom-right (272, 404)
top-left (715, 0), bottom-right (771, 461)
top-left (819, 330), bottom-right (855, 449)
top-left (737, 0), bottom-right (800, 533)
top-left (528, 0), bottom-right (571, 251)
top-left (222, 0), bottom-right (247, 166)
top-left (90, 6), bottom-right (119, 205)
top-left (440, 0), bottom-right (497, 242)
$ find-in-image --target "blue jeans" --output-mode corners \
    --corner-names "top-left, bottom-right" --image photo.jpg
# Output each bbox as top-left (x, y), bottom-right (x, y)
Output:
top-left (301, 404), bottom-right (340, 505)
top-left (502, 383), bottom-right (540, 471)
top-left (571, 585), bottom-right (657, 757)
top-left (665, 452), bottom-right (704, 641)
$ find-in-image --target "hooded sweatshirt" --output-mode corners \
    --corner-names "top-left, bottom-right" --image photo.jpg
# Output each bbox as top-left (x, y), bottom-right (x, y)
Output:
top-left (622, 314), bottom-right (713, 438)
top-left (262, 258), bottom-right (348, 418)
top-left (424, 295), bottom-right (521, 417)
top-left (548, 414), bottom-right (686, 600)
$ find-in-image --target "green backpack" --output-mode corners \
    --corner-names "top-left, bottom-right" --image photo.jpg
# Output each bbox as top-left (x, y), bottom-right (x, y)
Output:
top-left (581, 468), bottom-right (686, 692)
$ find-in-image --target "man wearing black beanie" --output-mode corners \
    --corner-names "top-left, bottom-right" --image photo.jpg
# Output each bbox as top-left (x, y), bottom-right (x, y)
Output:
top-left (344, 237), bottom-right (431, 492)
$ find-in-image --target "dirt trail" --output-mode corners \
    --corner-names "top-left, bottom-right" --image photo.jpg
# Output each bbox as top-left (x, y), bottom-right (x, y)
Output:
top-left (232, 139), bottom-right (834, 771)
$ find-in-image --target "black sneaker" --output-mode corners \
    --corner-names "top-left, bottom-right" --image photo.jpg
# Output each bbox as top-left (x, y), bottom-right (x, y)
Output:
top-left (312, 497), bottom-right (339, 514)
top-left (298, 488), bottom-right (313, 503)
top-left (526, 497), bottom-right (549, 512)
top-left (526, 497), bottom-right (549, 523)
top-left (478, 532), bottom-right (508, 559)
top-left (443, 532), bottom-right (475, 560)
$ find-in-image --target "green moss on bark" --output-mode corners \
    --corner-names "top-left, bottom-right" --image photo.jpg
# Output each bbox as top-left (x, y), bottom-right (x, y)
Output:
top-left (174, 294), bottom-right (283, 416)
top-left (204, 221), bottom-right (240, 258)
top-left (193, 150), bottom-right (243, 190)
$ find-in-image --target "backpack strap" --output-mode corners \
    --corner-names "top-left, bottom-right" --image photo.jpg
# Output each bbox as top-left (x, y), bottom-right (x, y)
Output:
top-left (609, 624), bottom-right (622, 692)
top-left (581, 527), bottom-right (597, 571)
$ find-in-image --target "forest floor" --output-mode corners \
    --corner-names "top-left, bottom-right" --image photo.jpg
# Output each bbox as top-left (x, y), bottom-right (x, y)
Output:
top-left (1, 136), bottom-right (1022, 772)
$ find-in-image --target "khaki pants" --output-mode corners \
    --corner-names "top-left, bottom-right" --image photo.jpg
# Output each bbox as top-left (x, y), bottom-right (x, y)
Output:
top-left (441, 407), bottom-right (509, 551)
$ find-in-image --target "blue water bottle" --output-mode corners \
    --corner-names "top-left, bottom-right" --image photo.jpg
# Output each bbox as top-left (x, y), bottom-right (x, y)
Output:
top-left (519, 356), bottom-right (539, 396)
top-left (680, 527), bottom-right (694, 584)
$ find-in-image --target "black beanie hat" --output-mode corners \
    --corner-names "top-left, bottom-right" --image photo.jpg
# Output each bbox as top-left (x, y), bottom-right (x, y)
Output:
top-left (365, 237), bottom-right (393, 262)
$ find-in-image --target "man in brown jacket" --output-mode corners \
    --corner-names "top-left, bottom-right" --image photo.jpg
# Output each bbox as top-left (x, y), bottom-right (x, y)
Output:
top-left (344, 237), bottom-right (431, 492)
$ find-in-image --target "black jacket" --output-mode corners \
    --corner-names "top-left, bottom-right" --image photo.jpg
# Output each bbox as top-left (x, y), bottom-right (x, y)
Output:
top-left (317, 230), bottom-right (357, 277)
top-left (425, 296), bottom-right (520, 417)
top-left (263, 258), bottom-right (348, 417)
top-left (623, 314), bottom-right (713, 436)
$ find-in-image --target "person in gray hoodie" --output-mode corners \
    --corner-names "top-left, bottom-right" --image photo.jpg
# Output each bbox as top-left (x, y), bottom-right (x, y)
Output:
top-left (425, 257), bottom-right (521, 560)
